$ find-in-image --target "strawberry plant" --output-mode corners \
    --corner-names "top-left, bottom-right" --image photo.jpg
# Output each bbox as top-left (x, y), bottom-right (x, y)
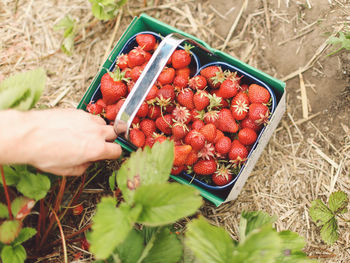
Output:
top-left (89, 0), bottom-right (128, 21)
top-left (327, 31), bottom-right (350, 56)
top-left (309, 191), bottom-right (349, 245)
top-left (53, 15), bottom-right (77, 56)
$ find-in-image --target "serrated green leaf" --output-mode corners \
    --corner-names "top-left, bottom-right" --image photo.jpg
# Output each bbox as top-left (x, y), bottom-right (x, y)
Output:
top-left (328, 191), bottom-right (348, 214)
top-left (309, 199), bottom-right (333, 226)
top-left (320, 217), bottom-right (338, 245)
top-left (233, 225), bottom-right (282, 263)
top-left (135, 183), bottom-right (202, 226)
top-left (1, 245), bottom-right (26, 263)
top-left (0, 220), bottom-right (22, 244)
top-left (239, 211), bottom-right (276, 242)
top-left (88, 197), bottom-right (142, 259)
top-left (0, 166), bottom-right (20, 186)
top-left (185, 217), bottom-right (234, 263)
top-left (0, 203), bottom-right (9, 219)
top-left (61, 33), bottom-right (75, 56)
top-left (143, 227), bottom-right (183, 263)
top-left (53, 15), bottom-right (75, 35)
top-left (115, 229), bottom-right (144, 263)
top-left (0, 68), bottom-right (46, 110)
top-left (12, 227), bottom-right (36, 246)
top-left (117, 140), bottom-right (174, 204)
top-left (17, 172), bottom-right (50, 201)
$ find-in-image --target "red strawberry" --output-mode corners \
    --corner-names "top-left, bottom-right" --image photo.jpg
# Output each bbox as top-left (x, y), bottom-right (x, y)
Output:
top-left (172, 105), bottom-right (191, 124)
top-left (116, 54), bottom-right (128, 69)
top-left (189, 75), bottom-right (207, 90)
top-left (200, 65), bottom-right (220, 82)
top-left (155, 114), bottom-right (173, 135)
top-left (204, 110), bottom-right (219, 126)
top-left (105, 103), bottom-right (118, 121)
top-left (128, 46), bottom-right (146, 68)
top-left (217, 108), bottom-right (238, 133)
top-left (248, 84), bottom-right (270, 104)
top-left (86, 102), bottom-right (103, 115)
top-left (146, 85), bottom-right (158, 101)
top-left (200, 66), bottom-right (225, 89)
top-left (238, 127), bottom-right (257, 146)
top-left (173, 74), bottom-right (189, 89)
top-left (231, 92), bottom-right (249, 121)
top-left (175, 67), bottom-right (191, 78)
top-left (214, 129), bottom-right (225, 144)
top-left (193, 159), bottom-right (217, 175)
top-left (72, 204), bottom-right (84, 216)
top-left (186, 149), bottom-right (199, 165)
top-left (154, 134), bottom-right (167, 144)
top-left (215, 136), bottom-right (231, 154)
top-left (173, 145), bottom-right (192, 166)
top-left (192, 119), bottom-right (205, 130)
top-left (140, 119), bottom-right (156, 137)
top-left (136, 101), bottom-right (149, 118)
top-left (240, 83), bottom-right (249, 92)
top-left (241, 117), bottom-right (262, 132)
top-left (145, 136), bottom-right (155, 148)
top-left (248, 103), bottom-right (270, 125)
top-left (132, 116), bottom-right (140, 125)
top-left (197, 142), bottom-right (215, 160)
top-left (199, 123), bottom-right (217, 143)
top-left (177, 88), bottom-right (195, 110)
top-left (157, 67), bottom-right (175, 85)
top-left (157, 85), bottom-right (175, 101)
top-left (193, 90), bottom-right (210, 111)
top-left (216, 78), bottom-right (239, 99)
top-left (136, 34), bottom-right (156, 51)
top-left (171, 45), bottom-right (192, 69)
top-left (171, 165), bottom-right (185, 175)
top-left (172, 122), bottom-right (189, 140)
top-left (185, 130), bottom-right (205, 151)
top-left (228, 140), bottom-right (248, 165)
top-left (127, 80), bottom-right (135, 93)
top-left (100, 69), bottom-right (127, 105)
top-left (212, 165), bottom-right (233, 186)
top-left (148, 105), bottom-right (161, 119)
top-left (96, 99), bottom-right (106, 109)
top-left (130, 65), bottom-right (143, 82)
top-left (130, 128), bottom-right (145, 148)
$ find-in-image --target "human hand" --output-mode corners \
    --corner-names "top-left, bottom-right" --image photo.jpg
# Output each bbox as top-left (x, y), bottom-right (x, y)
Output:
top-left (1, 108), bottom-right (123, 176)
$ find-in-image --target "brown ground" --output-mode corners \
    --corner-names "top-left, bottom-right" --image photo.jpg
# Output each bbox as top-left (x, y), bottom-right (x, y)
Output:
top-left (1, 0), bottom-right (350, 262)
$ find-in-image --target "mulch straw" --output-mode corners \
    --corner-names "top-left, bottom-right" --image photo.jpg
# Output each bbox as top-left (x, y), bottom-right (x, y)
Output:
top-left (1, 0), bottom-right (350, 262)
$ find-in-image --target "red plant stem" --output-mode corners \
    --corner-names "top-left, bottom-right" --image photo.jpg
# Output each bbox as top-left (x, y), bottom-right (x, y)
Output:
top-left (70, 172), bottom-right (86, 206)
top-left (50, 207), bottom-right (68, 263)
top-left (35, 199), bottom-right (45, 249)
top-left (46, 223), bottom-right (91, 247)
top-left (0, 165), bottom-right (13, 220)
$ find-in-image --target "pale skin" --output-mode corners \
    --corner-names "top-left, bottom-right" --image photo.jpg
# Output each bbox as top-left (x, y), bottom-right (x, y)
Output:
top-left (0, 108), bottom-right (123, 176)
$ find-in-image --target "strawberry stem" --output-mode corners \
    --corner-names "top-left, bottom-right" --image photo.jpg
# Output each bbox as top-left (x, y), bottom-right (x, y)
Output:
top-left (0, 165), bottom-right (13, 220)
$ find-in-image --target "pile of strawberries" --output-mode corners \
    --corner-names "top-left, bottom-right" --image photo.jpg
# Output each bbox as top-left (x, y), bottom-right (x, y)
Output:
top-left (86, 33), bottom-right (273, 187)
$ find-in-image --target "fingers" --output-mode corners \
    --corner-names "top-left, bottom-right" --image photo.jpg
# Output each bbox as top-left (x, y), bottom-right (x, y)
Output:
top-left (90, 113), bottom-right (106, 125)
top-left (101, 125), bottom-right (118, 142)
top-left (94, 142), bottom-right (122, 161)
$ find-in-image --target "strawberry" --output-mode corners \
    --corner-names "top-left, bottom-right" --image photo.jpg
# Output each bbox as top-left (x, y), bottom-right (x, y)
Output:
top-left (105, 103), bottom-right (118, 121)
top-left (238, 127), bottom-right (257, 145)
top-left (216, 78), bottom-right (239, 99)
top-left (217, 108), bottom-right (238, 133)
top-left (132, 116), bottom-right (140, 125)
top-left (136, 34), bottom-right (156, 51)
top-left (130, 128), bottom-right (145, 148)
top-left (136, 101), bottom-right (149, 118)
top-left (146, 85), bottom-right (158, 101)
top-left (172, 122), bottom-right (189, 140)
top-left (172, 105), bottom-right (191, 124)
top-left (184, 130), bottom-right (204, 150)
top-left (145, 136), bottom-right (155, 148)
top-left (86, 102), bottom-right (103, 115)
top-left (173, 145), bottom-right (192, 166)
top-left (157, 85), bottom-right (175, 101)
top-left (215, 136), bottom-right (232, 154)
top-left (171, 45), bottom-right (192, 69)
top-left (231, 92), bottom-right (249, 121)
top-left (127, 80), bottom-right (135, 93)
top-left (228, 140), bottom-right (248, 165)
top-left (193, 159), bottom-right (217, 175)
top-left (200, 65), bottom-right (221, 85)
top-left (213, 129), bottom-right (225, 144)
top-left (240, 83), bottom-right (249, 92)
top-left (157, 67), bottom-right (175, 85)
top-left (155, 114), bottom-right (173, 135)
top-left (72, 204), bottom-right (84, 216)
top-left (193, 90), bottom-right (210, 111)
top-left (241, 117), bottom-right (262, 132)
top-left (248, 103), bottom-right (270, 125)
top-left (189, 75), bottom-right (207, 90)
top-left (140, 119), bottom-right (156, 137)
top-left (248, 84), bottom-right (270, 104)
top-left (100, 69), bottom-right (127, 105)
top-left (176, 67), bottom-right (191, 78)
top-left (186, 149), bottom-right (199, 165)
top-left (116, 54), bottom-right (128, 69)
top-left (173, 74), bottom-right (188, 90)
top-left (204, 110), bottom-right (219, 126)
top-left (177, 88), bottom-right (195, 110)
top-left (199, 123), bottom-right (217, 143)
top-left (192, 119), bottom-right (205, 130)
top-left (154, 134), bottom-right (167, 144)
top-left (212, 164), bottom-right (233, 186)
top-left (128, 46), bottom-right (146, 68)
top-left (96, 99), bottom-right (106, 109)
top-left (171, 165), bottom-right (185, 175)
top-left (198, 142), bottom-right (215, 160)
top-left (130, 65), bottom-right (143, 82)
top-left (148, 105), bottom-right (161, 119)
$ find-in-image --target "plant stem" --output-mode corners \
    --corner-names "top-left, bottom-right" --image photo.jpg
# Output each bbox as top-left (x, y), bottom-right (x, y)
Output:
top-left (50, 206), bottom-right (68, 263)
top-left (46, 223), bottom-right (91, 247)
top-left (0, 165), bottom-right (13, 220)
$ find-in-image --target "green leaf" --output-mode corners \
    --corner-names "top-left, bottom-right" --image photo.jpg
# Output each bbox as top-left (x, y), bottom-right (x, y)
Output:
top-left (11, 197), bottom-right (35, 220)
top-left (328, 191), bottom-right (348, 214)
top-left (12, 227), bottom-right (36, 246)
top-left (0, 220), bottom-right (22, 244)
top-left (109, 170), bottom-right (117, 191)
top-left (239, 211), bottom-right (276, 242)
top-left (115, 229), bottom-right (144, 263)
top-left (185, 217), bottom-right (234, 263)
top-left (309, 199), bottom-right (333, 226)
top-left (17, 172), bottom-right (50, 201)
top-left (0, 68), bottom-right (46, 110)
top-left (1, 166), bottom-right (20, 186)
top-left (117, 140), bottom-right (174, 204)
top-left (327, 32), bottom-right (350, 55)
top-left (88, 197), bottom-right (141, 259)
top-left (0, 203), bottom-right (9, 219)
top-left (233, 225), bottom-right (282, 263)
top-left (135, 183), bottom-right (202, 226)
top-left (143, 227), bottom-right (183, 263)
top-left (1, 245), bottom-right (26, 263)
top-left (53, 16), bottom-right (75, 37)
top-left (320, 217), bottom-right (338, 245)
top-left (60, 33), bottom-right (75, 56)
